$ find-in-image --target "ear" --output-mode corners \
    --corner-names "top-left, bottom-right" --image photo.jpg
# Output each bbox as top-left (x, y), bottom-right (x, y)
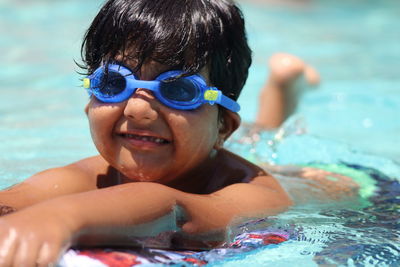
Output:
top-left (214, 110), bottom-right (241, 150)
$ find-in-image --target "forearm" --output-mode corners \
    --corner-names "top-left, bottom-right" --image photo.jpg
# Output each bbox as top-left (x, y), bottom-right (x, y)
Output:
top-left (51, 182), bottom-right (238, 248)
top-left (20, 180), bottom-right (289, 248)
top-left (71, 182), bottom-right (180, 227)
top-left (45, 182), bottom-right (185, 247)
top-left (67, 181), bottom-right (289, 233)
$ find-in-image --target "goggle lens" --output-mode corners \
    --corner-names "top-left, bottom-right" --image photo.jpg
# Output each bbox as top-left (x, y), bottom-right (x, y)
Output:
top-left (96, 70), bottom-right (126, 97)
top-left (159, 79), bottom-right (198, 103)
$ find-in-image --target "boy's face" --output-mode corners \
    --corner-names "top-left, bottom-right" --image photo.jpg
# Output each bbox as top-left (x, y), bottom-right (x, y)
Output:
top-left (85, 58), bottom-right (240, 185)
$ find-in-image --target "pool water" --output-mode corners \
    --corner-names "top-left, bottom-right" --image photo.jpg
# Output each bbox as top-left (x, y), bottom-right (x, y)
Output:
top-left (1, 0), bottom-right (399, 266)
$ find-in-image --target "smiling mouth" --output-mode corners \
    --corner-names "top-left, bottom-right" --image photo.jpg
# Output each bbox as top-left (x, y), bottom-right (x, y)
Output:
top-left (119, 133), bottom-right (171, 144)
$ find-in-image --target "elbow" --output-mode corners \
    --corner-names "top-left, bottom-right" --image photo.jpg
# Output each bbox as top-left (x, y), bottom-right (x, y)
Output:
top-left (281, 190), bottom-right (294, 208)
top-left (264, 188), bottom-right (293, 215)
top-left (278, 195), bottom-right (293, 214)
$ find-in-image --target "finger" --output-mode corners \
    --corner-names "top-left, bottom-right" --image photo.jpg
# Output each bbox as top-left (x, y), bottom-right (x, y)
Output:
top-left (0, 228), bottom-right (18, 267)
top-left (12, 237), bottom-right (40, 267)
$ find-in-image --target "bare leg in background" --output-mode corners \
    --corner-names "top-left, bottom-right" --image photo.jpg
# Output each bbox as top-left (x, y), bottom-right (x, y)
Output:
top-left (255, 53), bottom-right (320, 129)
top-left (257, 54), bottom-right (359, 200)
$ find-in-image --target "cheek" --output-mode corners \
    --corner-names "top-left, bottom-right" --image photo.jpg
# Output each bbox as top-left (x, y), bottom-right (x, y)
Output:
top-left (87, 102), bottom-right (122, 150)
top-left (168, 110), bottom-right (219, 155)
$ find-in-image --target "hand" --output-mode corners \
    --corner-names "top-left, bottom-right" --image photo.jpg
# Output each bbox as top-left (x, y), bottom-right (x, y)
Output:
top-left (265, 164), bottom-right (359, 199)
top-left (298, 167), bottom-right (359, 199)
top-left (177, 194), bottom-right (242, 249)
top-left (0, 203), bottom-right (79, 267)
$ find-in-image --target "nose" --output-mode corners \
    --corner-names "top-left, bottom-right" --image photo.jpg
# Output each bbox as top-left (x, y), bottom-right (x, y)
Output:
top-left (123, 89), bottom-right (158, 123)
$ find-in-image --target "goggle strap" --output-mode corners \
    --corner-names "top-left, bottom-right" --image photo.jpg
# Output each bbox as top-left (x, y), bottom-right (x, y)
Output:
top-left (204, 89), bottom-right (240, 112)
top-left (219, 94), bottom-right (241, 112)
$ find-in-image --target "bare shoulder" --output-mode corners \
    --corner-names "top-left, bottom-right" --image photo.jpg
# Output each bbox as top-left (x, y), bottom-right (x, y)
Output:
top-left (213, 149), bottom-right (292, 209)
top-left (0, 155), bottom-right (111, 209)
top-left (217, 149), bottom-right (268, 182)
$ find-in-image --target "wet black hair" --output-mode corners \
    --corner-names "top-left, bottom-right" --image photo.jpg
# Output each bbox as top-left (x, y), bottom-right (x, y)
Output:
top-left (80, 0), bottom-right (252, 101)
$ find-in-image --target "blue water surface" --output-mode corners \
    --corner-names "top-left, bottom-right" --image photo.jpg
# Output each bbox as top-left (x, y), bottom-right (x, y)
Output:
top-left (0, 0), bottom-right (399, 266)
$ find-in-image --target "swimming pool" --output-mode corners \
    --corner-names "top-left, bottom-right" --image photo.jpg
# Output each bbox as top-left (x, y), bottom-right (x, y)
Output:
top-left (1, 0), bottom-right (399, 266)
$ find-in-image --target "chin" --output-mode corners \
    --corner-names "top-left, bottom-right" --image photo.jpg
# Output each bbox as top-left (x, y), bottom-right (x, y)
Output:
top-left (121, 169), bottom-right (167, 183)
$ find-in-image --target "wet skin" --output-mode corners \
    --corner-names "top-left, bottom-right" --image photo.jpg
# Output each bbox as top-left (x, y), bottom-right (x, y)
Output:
top-left (0, 60), bottom-right (292, 267)
top-left (86, 59), bottom-right (261, 192)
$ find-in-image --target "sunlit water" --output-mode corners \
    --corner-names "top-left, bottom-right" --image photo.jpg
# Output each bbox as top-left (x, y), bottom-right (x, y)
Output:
top-left (0, 0), bottom-right (399, 266)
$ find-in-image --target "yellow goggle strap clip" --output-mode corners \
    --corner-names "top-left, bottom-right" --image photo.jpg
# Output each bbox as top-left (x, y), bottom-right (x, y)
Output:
top-left (83, 78), bottom-right (91, 89)
top-left (204, 88), bottom-right (221, 105)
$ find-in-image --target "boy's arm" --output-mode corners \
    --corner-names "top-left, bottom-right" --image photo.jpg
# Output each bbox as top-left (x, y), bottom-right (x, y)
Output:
top-left (0, 168), bottom-right (92, 212)
top-left (72, 174), bottom-right (291, 237)
top-left (0, 156), bottom-right (104, 213)
top-left (0, 175), bottom-right (291, 266)
top-left (178, 175), bottom-right (292, 234)
top-left (67, 175), bottom-right (289, 236)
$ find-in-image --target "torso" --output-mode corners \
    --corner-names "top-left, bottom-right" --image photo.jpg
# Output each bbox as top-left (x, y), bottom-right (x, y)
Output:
top-left (1, 150), bottom-right (268, 210)
top-left (71, 149), bottom-right (266, 194)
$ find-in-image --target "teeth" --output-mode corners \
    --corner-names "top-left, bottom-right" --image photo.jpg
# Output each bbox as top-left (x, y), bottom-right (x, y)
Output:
top-left (123, 134), bottom-right (168, 144)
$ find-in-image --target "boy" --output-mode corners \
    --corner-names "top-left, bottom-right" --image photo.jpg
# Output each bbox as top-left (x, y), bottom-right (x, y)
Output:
top-left (0, 0), bottom-right (294, 266)
top-left (0, 0), bottom-right (362, 265)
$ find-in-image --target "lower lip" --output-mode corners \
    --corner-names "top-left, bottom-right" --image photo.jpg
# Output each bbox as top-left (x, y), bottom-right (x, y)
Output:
top-left (119, 135), bottom-right (169, 150)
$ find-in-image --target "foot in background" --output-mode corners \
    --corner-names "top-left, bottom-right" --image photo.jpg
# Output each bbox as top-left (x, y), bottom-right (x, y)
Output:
top-left (255, 53), bottom-right (320, 129)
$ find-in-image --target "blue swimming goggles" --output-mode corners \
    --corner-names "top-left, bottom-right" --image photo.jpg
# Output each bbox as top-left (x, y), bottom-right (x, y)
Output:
top-left (83, 64), bottom-right (240, 112)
